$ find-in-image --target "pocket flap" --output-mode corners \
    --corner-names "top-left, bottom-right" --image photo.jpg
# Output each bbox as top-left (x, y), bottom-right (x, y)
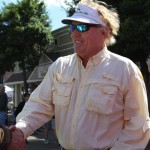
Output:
top-left (53, 92), bottom-right (70, 107)
top-left (54, 73), bottom-right (74, 96)
top-left (103, 86), bottom-right (118, 95)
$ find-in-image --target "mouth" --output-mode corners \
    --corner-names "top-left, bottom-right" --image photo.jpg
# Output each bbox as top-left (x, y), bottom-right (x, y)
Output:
top-left (74, 40), bottom-right (82, 44)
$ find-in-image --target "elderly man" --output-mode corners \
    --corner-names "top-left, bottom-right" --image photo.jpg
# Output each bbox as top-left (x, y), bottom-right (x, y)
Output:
top-left (8, 0), bottom-right (150, 150)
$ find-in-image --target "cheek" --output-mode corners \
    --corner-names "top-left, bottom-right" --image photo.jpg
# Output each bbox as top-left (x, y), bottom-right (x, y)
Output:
top-left (85, 32), bottom-right (103, 49)
top-left (71, 33), bottom-right (74, 40)
top-left (88, 34), bottom-right (100, 44)
top-left (94, 31), bottom-right (105, 43)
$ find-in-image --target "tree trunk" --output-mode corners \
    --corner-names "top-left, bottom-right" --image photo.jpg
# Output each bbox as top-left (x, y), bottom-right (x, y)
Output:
top-left (21, 60), bottom-right (28, 94)
top-left (0, 74), bottom-right (3, 84)
top-left (22, 68), bottom-right (28, 94)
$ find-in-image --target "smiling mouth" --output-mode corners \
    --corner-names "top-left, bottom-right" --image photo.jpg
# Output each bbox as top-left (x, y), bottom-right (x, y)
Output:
top-left (74, 40), bottom-right (82, 44)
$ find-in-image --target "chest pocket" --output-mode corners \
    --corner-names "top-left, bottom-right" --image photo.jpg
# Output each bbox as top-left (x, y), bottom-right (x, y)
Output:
top-left (52, 73), bottom-right (74, 107)
top-left (86, 77), bottom-right (120, 115)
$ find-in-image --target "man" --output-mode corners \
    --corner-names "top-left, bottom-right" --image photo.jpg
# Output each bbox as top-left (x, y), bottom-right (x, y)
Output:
top-left (15, 93), bottom-right (30, 117)
top-left (8, 0), bottom-right (150, 150)
top-left (0, 84), bottom-right (8, 126)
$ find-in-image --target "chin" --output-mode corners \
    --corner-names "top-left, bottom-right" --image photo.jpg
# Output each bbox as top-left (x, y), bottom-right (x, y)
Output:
top-left (75, 48), bottom-right (84, 55)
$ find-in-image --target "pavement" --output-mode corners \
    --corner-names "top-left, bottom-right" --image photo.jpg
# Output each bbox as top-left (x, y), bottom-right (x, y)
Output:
top-left (7, 113), bottom-right (61, 150)
top-left (26, 127), bottom-right (61, 150)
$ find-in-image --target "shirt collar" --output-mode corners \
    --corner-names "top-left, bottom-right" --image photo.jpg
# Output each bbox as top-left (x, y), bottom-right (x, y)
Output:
top-left (75, 46), bottom-right (110, 67)
top-left (89, 46), bottom-right (110, 66)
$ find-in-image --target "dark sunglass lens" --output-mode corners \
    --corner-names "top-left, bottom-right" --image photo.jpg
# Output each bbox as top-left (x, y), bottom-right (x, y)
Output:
top-left (70, 24), bottom-right (89, 32)
top-left (77, 24), bottom-right (89, 32)
top-left (70, 25), bottom-right (75, 32)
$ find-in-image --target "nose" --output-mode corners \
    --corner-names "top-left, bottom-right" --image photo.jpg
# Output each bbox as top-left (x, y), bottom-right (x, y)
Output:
top-left (71, 29), bottom-right (81, 40)
top-left (71, 29), bottom-right (81, 36)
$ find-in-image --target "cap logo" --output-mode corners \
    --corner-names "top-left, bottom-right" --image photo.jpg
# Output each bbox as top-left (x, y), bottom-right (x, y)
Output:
top-left (61, 4), bottom-right (106, 26)
top-left (76, 8), bottom-right (88, 15)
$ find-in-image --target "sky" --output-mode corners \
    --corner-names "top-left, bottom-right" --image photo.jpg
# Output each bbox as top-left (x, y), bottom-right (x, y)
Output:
top-left (0, 0), bottom-right (71, 30)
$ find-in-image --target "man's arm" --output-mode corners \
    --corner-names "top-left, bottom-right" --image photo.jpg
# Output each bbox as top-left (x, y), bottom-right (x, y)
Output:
top-left (15, 60), bottom-right (58, 138)
top-left (111, 72), bottom-right (150, 150)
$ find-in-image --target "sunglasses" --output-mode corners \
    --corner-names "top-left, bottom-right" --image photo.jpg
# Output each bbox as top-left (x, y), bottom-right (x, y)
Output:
top-left (70, 24), bottom-right (102, 32)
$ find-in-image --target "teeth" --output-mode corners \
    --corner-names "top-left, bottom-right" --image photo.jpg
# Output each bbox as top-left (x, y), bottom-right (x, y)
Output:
top-left (75, 40), bottom-right (81, 43)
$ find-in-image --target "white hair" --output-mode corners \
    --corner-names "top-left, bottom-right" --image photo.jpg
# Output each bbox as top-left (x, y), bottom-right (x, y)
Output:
top-left (80, 0), bottom-right (120, 46)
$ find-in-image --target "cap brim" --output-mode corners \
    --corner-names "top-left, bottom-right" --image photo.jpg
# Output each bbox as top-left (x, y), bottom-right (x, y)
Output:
top-left (61, 17), bottom-right (100, 25)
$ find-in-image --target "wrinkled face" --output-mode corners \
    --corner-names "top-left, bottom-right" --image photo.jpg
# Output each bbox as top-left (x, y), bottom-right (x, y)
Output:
top-left (71, 21), bottom-right (107, 61)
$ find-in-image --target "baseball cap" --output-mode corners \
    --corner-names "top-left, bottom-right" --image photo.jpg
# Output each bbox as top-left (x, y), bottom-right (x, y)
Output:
top-left (61, 4), bottom-right (106, 26)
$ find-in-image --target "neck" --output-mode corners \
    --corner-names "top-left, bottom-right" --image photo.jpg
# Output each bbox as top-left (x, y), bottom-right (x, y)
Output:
top-left (82, 58), bottom-right (88, 68)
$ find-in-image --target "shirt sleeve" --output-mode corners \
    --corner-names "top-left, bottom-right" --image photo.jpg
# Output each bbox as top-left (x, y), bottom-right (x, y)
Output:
top-left (111, 68), bottom-right (150, 150)
top-left (16, 62), bottom-right (56, 138)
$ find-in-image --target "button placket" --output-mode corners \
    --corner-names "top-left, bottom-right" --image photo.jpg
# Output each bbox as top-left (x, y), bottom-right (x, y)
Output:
top-left (69, 82), bottom-right (84, 149)
top-left (69, 65), bottom-right (92, 149)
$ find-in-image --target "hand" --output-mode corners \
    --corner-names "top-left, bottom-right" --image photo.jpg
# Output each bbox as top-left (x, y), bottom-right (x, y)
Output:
top-left (8, 125), bottom-right (26, 150)
top-left (0, 125), bottom-right (11, 149)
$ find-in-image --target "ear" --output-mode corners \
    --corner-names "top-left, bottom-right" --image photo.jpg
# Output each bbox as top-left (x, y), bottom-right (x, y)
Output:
top-left (101, 26), bottom-right (109, 38)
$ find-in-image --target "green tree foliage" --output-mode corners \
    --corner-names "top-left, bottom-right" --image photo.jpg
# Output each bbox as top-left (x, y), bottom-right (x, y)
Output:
top-left (0, 0), bottom-right (52, 90)
top-left (64, 0), bottom-right (80, 16)
top-left (65, 0), bottom-right (150, 85)
top-left (106, 0), bottom-right (150, 85)
top-left (0, 10), bottom-right (16, 79)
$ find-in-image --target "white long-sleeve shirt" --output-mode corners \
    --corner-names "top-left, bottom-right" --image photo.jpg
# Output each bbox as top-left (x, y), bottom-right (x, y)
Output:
top-left (16, 47), bottom-right (150, 150)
